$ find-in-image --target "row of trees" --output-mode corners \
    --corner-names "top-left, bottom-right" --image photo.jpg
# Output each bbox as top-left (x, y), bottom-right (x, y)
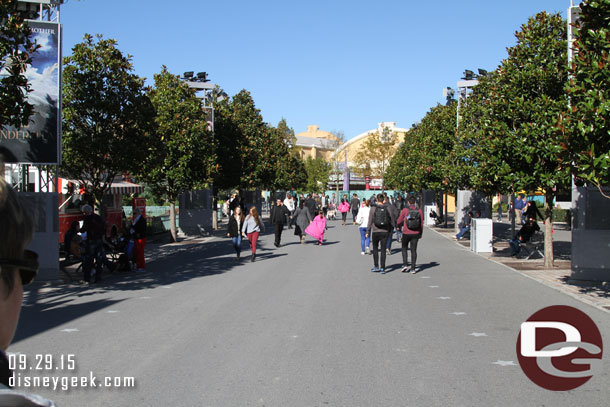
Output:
top-left (59, 35), bottom-right (336, 241)
top-left (385, 2), bottom-right (610, 268)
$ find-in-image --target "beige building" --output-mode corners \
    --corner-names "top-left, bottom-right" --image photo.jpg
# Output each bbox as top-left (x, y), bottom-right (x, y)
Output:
top-left (332, 121), bottom-right (407, 165)
top-left (295, 125), bottom-right (341, 160)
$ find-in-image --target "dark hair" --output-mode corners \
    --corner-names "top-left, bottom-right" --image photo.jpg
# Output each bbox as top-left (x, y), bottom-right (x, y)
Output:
top-left (377, 194), bottom-right (384, 203)
top-left (408, 196), bottom-right (416, 205)
top-left (299, 201), bottom-right (305, 209)
top-left (0, 177), bottom-right (34, 296)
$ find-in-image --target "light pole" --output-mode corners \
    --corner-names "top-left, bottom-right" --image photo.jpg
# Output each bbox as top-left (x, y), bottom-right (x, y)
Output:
top-left (181, 71), bottom-right (219, 230)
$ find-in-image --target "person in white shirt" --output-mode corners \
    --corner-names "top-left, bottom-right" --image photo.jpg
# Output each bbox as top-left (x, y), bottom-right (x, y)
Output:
top-left (283, 193), bottom-right (295, 229)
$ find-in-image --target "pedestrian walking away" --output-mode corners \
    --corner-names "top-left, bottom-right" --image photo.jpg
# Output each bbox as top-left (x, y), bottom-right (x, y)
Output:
top-left (350, 193), bottom-right (360, 224)
top-left (305, 210), bottom-right (327, 245)
top-left (227, 206), bottom-right (245, 260)
top-left (396, 195), bottom-right (424, 273)
top-left (270, 198), bottom-right (291, 247)
top-left (356, 199), bottom-right (371, 255)
top-left (338, 199), bottom-right (350, 226)
top-left (242, 207), bottom-right (265, 262)
top-left (384, 195), bottom-right (399, 255)
top-left (366, 194), bottom-right (396, 274)
top-left (292, 201), bottom-right (313, 244)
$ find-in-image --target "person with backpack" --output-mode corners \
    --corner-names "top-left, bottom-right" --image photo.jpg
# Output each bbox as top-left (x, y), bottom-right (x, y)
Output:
top-left (131, 207), bottom-right (147, 272)
top-left (384, 195), bottom-right (399, 255)
top-left (366, 194), bottom-right (396, 274)
top-left (396, 195), bottom-right (423, 273)
top-left (350, 193), bottom-right (360, 224)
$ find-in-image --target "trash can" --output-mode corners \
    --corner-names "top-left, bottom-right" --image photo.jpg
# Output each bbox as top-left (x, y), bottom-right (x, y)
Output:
top-left (217, 204), bottom-right (222, 222)
top-left (470, 218), bottom-right (493, 253)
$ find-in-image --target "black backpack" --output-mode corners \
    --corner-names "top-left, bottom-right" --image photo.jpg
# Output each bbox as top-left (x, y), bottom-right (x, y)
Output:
top-left (406, 207), bottom-right (421, 231)
top-left (373, 205), bottom-right (391, 229)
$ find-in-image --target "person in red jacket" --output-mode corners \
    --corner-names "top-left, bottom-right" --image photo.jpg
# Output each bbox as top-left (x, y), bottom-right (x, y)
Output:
top-left (396, 195), bottom-right (423, 274)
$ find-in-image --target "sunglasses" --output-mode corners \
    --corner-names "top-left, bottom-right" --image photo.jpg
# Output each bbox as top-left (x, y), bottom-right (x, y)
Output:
top-left (0, 250), bottom-right (38, 285)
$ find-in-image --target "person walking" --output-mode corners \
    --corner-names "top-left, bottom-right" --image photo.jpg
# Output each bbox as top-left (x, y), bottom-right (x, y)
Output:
top-left (292, 200), bottom-right (312, 244)
top-left (385, 195), bottom-right (399, 255)
top-left (242, 207), bottom-right (264, 262)
top-left (226, 206), bottom-right (245, 260)
top-left (497, 202), bottom-right (503, 222)
top-left (514, 194), bottom-right (526, 225)
top-left (356, 199), bottom-right (371, 255)
top-left (396, 195), bottom-right (424, 273)
top-left (270, 198), bottom-right (290, 247)
top-left (366, 194), bottom-right (396, 274)
top-left (350, 193), bottom-right (360, 224)
top-left (338, 199), bottom-right (350, 226)
top-left (305, 210), bottom-right (327, 245)
top-left (283, 193), bottom-right (295, 229)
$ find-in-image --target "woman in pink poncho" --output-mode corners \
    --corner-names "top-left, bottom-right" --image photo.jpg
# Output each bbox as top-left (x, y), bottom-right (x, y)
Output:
top-left (305, 210), bottom-right (327, 245)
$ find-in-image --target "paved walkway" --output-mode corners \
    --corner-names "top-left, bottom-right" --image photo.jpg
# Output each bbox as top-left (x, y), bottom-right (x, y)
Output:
top-left (430, 221), bottom-right (610, 315)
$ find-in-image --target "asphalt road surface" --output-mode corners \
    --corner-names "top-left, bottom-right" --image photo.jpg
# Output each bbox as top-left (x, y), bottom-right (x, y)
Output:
top-left (11, 220), bottom-right (610, 406)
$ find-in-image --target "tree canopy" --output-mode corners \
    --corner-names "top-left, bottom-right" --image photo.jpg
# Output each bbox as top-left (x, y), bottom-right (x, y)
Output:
top-left (0, 0), bottom-right (38, 131)
top-left (563, 0), bottom-right (610, 195)
top-left (62, 34), bottom-right (154, 206)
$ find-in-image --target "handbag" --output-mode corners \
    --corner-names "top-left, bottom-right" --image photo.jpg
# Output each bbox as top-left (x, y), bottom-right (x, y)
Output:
top-left (294, 225), bottom-right (302, 236)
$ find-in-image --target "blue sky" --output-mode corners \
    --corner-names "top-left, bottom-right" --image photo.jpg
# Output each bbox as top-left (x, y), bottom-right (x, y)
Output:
top-left (60, 0), bottom-right (577, 140)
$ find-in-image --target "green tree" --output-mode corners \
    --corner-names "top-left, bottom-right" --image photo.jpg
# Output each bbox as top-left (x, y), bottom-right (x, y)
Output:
top-left (352, 125), bottom-right (399, 190)
top-left (563, 0), bottom-right (610, 196)
top-left (142, 67), bottom-right (215, 241)
top-left (304, 157), bottom-right (330, 193)
top-left (62, 34), bottom-right (153, 207)
top-left (328, 130), bottom-right (346, 195)
top-left (0, 0), bottom-right (38, 131)
top-left (460, 12), bottom-right (569, 267)
top-left (268, 120), bottom-right (306, 191)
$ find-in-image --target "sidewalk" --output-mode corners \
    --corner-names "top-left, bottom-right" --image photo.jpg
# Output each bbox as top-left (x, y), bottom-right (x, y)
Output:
top-left (429, 220), bottom-right (610, 314)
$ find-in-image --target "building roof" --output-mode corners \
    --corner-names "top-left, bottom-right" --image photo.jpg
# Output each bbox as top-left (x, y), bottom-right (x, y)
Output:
top-left (295, 135), bottom-right (337, 150)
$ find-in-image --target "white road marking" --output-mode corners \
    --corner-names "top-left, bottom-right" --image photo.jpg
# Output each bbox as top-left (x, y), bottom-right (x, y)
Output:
top-left (429, 285), bottom-right (440, 288)
top-left (420, 276), bottom-right (431, 279)
top-left (437, 297), bottom-right (451, 300)
top-left (493, 360), bottom-right (517, 366)
top-left (61, 328), bottom-right (79, 333)
top-left (469, 332), bottom-right (488, 337)
top-left (161, 286), bottom-right (173, 289)
top-left (107, 310), bottom-right (119, 313)
top-left (451, 312), bottom-right (467, 316)
top-left (139, 296), bottom-right (152, 299)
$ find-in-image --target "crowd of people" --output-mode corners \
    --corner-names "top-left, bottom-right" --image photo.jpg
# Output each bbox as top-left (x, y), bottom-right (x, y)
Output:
top-left (225, 191), bottom-right (425, 274)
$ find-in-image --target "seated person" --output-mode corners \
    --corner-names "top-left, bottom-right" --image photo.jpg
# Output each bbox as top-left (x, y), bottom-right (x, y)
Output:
top-left (456, 211), bottom-right (474, 240)
top-left (63, 221), bottom-right (82, 259)
top-left (510, 217), bottom-right (541, 256)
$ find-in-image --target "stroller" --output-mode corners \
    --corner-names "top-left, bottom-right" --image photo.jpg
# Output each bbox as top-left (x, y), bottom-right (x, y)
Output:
top-left (429, 209), bottom-right (444, 226)
top-left (326, 203), bottom-right (337, 220)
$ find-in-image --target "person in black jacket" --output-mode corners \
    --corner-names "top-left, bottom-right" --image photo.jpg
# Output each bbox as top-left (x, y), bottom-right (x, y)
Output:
top-left (271, 198), bottom-right (291, 247)
top-left (226, 206), bottom-right (245, 260)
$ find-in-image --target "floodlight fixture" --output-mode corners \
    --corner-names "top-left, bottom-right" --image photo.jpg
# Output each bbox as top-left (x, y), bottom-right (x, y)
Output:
top-left (478, 68), bottom-right (488, 77)
top-left (463, 70), bottom-right (474, 80)
top-left (196, 72), bottom-right (209, 82)
top-left (183, 71), bottom-right (194, 79)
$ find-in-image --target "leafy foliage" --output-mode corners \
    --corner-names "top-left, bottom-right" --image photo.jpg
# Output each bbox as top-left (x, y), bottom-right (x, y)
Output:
top-left (141, 67), bottom-right (215, 239)
top-left (352, 125), bottom-right (399, 188)
top-left (304, 157), bottom-right (330, 193)
top-left (0, 0), bottom-right (38, 130)
top-left (563, 0), bottom-right (610, 194)
top-left (62, 34), bottom-right (154, 206)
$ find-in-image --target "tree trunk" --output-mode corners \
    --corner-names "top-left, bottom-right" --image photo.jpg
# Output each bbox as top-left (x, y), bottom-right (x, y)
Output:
top-left (544, 191), bottom-right (554, 269)
top-left (510, 191), bottom-right (516, 238)
top-left (169, 201), bottom-right (178, 242)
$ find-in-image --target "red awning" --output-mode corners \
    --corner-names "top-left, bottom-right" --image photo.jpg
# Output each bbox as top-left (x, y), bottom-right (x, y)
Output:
top-left (107, 180), bottom-right (144, 195)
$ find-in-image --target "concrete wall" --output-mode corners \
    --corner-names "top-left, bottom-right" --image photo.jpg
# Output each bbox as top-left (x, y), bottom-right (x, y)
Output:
top-left (571, 185), bottom-right (610, 281)
top-left (456, 190), bottom-right (490, 231)
top-left (179, 190), bottom-right (213, 236)
top-left (20, 192), bottom-right (60, 281)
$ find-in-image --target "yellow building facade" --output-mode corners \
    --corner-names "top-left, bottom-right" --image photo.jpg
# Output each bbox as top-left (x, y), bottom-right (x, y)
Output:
top-left (295, 125), bottom-right (341, 161)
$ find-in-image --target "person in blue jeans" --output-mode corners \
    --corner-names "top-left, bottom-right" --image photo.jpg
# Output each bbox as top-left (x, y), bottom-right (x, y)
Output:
top-left (356, 200), bottom-right (371, 255)
top-left (226, 206), bottom-right (245, 260)
top-left (456, 211), bottom-right (474, 240)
